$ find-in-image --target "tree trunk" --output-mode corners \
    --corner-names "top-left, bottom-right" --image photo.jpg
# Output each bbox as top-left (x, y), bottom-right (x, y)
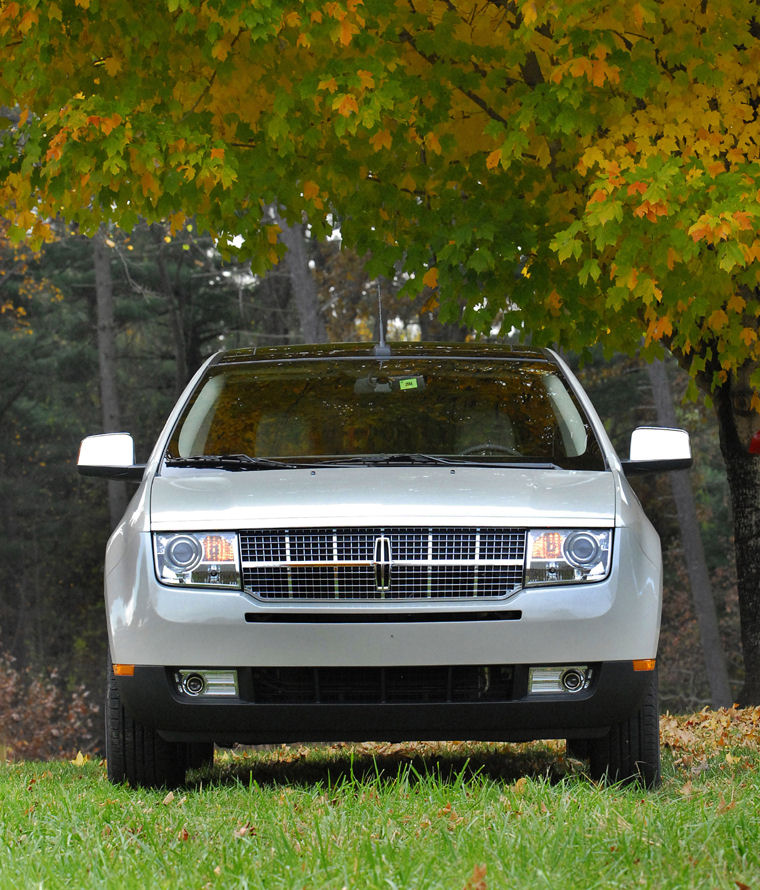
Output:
top-left (273, 210), bottom-right (326, 343)
top-left (93, 229), bottom-right (128, 528)
top-left (646, 359), bottom-right (732, 708)
top-left (151, 224), bottom-right (189, 396)
top-left (714, 372), bottom-right (760, 705)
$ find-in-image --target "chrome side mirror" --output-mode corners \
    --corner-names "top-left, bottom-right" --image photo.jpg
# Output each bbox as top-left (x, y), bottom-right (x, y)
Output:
top-left (77, 433), bottom-right (145, 481)
top-left (622, 427), bottom-right (692, 475)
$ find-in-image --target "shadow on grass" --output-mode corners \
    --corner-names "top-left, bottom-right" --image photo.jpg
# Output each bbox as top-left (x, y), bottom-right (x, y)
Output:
top-left (194, 740), bottom-right (583, 790)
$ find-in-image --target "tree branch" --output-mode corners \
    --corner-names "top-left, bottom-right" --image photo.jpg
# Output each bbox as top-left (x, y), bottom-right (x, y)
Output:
top-left (398, 28), bottom-right (511, 127)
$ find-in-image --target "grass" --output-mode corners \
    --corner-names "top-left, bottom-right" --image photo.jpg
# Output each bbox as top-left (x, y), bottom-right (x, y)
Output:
top-left (2, 710), bottom-right (760, 889)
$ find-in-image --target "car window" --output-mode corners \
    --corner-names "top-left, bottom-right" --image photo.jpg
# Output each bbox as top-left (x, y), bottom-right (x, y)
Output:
top-left (165, 358), bottom-right (605, 470)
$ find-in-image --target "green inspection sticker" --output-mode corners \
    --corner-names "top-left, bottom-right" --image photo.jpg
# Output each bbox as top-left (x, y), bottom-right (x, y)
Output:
top-left (399, 378), bottom-right (419, 391)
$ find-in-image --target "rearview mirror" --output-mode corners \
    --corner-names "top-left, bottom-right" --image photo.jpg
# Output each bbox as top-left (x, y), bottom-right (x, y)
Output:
top-left (353, 375), bottom-right (426, 394)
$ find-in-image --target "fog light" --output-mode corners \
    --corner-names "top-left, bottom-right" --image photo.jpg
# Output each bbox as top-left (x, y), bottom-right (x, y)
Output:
top-left (176, 669), bottom-right (238, 697)
top-left (182, 673), bottom-right (206, 696)
top-left (528, 665), bottom-right (590, 695)
top-left (561, 668), bottom-right (585, 692)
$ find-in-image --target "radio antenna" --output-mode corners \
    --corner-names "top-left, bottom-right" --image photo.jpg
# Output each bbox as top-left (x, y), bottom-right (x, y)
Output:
top-left (374, 280), bottom-right (391, 357)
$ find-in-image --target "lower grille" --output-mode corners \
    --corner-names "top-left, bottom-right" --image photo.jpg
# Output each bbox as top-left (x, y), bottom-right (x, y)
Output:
top-left (240, 527), bottom-right (526, 601)
top-left (245, 665), bottom-right (515, 705)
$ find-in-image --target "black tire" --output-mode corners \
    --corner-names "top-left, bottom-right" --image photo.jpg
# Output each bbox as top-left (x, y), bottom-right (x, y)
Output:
top-left (106, 659), bottom-right (188, 788)
top-left (587, 669), bottom-right (661, 788)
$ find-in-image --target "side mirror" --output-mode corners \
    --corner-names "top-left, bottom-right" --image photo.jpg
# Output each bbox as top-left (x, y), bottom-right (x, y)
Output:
top-left (621, 427), bottom-right (692, 475)
top-left (77, 433), bottom-right (145, 482)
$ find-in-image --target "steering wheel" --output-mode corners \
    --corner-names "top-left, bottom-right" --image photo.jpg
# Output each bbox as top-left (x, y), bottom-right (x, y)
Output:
top-left (459, 442), bottom-right (520, 456)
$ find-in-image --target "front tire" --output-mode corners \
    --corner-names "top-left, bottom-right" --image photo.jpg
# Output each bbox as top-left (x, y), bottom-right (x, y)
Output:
top-left (106, 659), bottom-right (188, 788)
top-left (587, 669), bottom-right (661, 788)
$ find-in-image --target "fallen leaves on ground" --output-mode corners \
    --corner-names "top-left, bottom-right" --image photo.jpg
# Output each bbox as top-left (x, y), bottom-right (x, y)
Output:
top-left (660, 706), bottom-right (760, 768)
top-left (463, 863), bottom-right (487, 890)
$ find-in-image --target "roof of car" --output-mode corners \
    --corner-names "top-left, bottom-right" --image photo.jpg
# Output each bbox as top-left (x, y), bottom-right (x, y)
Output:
top-left (213, 342), bottom-right (553, 366)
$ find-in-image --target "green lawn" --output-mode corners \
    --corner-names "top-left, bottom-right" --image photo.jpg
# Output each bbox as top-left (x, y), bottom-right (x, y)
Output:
top-left (1, 710), bottom-right (759, 889)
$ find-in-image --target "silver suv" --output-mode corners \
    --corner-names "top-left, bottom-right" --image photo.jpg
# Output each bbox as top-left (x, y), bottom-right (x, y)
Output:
top-left (78, 343), bottom-right (691, 788)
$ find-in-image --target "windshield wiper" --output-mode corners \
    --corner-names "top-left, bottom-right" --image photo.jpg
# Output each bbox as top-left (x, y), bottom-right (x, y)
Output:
top-left (318, 453), bottom-right (561, 469)
top-left (164, 454), bottom-right (300, 471)
top-left (317, 453), bottom-right (462, 467)
top-left (165, 453), bottom-right (561, 471)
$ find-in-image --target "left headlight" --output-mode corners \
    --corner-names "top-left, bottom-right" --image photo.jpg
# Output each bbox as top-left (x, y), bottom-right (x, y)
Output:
top-left (154, 532), bottom-right (241, 588)
top-left (525, 529), bottom-right (612, 586)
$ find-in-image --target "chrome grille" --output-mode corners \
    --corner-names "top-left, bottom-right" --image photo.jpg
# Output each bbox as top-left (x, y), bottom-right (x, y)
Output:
top-left (240, 528), bottom-right (526, 601)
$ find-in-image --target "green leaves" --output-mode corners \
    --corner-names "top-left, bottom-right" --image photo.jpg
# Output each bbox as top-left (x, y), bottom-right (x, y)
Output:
top-left (2, 0), bottom-right (760, 393)
top-left (551, 224), bottom-right (583, 263)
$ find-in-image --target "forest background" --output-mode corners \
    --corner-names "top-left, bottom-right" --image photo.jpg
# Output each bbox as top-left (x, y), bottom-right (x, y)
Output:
top-left (0, 217), bottom-right (739, 759)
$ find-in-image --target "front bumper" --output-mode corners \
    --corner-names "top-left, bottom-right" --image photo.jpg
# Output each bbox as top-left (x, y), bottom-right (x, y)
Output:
top-left (117, 660), bottom-right (651, 746)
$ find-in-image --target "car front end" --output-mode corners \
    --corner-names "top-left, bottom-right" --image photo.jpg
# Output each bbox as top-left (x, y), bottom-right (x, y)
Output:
top-left (80, 342), bottom-right (689, 787)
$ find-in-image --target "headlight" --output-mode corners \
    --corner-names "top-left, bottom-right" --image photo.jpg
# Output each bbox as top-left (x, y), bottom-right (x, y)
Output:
top-left (525, 529), bottom-right (611, 586)
top-left (154, 532), bottom-right (241, 588)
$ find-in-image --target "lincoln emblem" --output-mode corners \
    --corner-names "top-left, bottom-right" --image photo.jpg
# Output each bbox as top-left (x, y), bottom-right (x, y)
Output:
top-left (373, 536), bottom-right (392, 592)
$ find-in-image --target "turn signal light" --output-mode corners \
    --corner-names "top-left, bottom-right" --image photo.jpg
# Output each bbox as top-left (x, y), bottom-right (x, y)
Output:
top-left (113, 664), bottom-right (135, 677)
top-left (632, 659), bottom-right (656, 672)
top-left (530, 532), bottom-right (563, 560)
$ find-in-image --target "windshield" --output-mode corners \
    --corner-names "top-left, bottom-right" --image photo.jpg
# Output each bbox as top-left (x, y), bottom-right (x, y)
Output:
top-left (165, 357), bottom-right (605, 470)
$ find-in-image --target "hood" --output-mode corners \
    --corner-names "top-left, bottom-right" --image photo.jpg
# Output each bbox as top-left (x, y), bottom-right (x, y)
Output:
top-left (149, 465), bottom-right (617, 530)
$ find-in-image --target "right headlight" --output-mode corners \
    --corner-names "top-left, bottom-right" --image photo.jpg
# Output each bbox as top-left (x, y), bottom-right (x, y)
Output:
top-left (525, 529), bottom-right (612, 586)
top-left (154, 532), bottom-right (241, 588)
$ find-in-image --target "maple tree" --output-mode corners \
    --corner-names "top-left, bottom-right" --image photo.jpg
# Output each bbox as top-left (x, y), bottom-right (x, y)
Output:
top-left (2, 0), bottom-right (760, 700)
